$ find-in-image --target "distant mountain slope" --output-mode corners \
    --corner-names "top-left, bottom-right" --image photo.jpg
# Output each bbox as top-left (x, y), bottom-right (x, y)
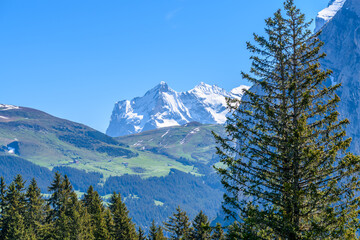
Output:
top-left (106, 82), bottom-right (249, 137)
top-left (315, 0), bottom-right (346, 32)
top-left (0, 104), bottom-right (195, 178)
top-left (118, 122), bottom-right (225, 164)
top-left (317, 0), bottom-right (360, 154)
top-left (0, 104), bottom-right (224, 227)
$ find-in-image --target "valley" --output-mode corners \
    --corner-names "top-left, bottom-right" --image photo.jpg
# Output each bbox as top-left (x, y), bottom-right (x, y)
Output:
top-left (1, 0), bottom-right (360, 234)
top-left (0, 104), bottom-right (226, 226)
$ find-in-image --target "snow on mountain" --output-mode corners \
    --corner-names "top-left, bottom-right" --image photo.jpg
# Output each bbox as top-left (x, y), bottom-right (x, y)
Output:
top-left (317, 0), bottom-right (360, 153)
top-left (315, 0), bottom-right (346, 32)
top-left (0, 104), bottom-right (20, 111)
top-left (106, 82), bottom-right (250, 137)
top-left (231, 85), bottom-right (251, 98)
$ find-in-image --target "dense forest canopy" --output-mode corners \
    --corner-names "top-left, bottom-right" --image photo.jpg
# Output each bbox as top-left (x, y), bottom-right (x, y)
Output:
top-left (0, 173), bottom-right (226, 240)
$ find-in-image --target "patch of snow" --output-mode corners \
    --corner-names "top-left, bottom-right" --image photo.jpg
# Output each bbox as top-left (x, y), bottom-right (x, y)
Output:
top-left (161, 130), bottom-right (170, 138)
top-left (189, 127), bottom-right (200, 134)
top-left (206, 107), bottom-right (228, 123)
top-left (134, 125), bottom-right (142, 132)
top-left (155, 118), bottom-right (180, 128)
top-left (180, 127), bottom-right (200, 144)
top-left (0, 104), bottom-right (19, 111)
top-left (7, 147), bottom-right (15, 154)
top-left (315, 0), bottom-right (346, 32)
top-left (318, 0), bottom-right (346, 21)
top-left (230, 85), bottom-right (250, 99)
top-left (162, 92), bottom-right (189, 121)
top-left (133, 140), bottom-right (143, 146)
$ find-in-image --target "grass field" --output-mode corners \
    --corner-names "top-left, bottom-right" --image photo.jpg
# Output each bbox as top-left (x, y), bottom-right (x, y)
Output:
top-left (118, 122), bottom-right (225, 164)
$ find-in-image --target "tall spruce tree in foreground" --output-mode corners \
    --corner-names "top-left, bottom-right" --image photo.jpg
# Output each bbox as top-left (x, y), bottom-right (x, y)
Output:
top-left (214, 0), bottom-right (360, 239)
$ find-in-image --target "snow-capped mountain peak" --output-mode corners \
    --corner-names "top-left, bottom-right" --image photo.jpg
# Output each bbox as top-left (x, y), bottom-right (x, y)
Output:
top-left (315, 0), bottom-right (346, 32)
top-left (156, 81), bottom-right (170, 90)
top-left (143, 81), bottom-right (173, 97)
top-left (106, 82), bottom-right (250, 137)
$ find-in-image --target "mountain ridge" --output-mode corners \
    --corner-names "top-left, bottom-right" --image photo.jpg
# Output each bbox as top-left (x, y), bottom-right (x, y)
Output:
top-left (0, 103), bottom-right (225, 227)
top-left (315, 0), bottom-right (346, 32)
top-left (106, 82), bottom-right (249, 137)
top-left (0, 103), bottom-right (198, 178)
top-left (318, 0), bottom-right (360, 154)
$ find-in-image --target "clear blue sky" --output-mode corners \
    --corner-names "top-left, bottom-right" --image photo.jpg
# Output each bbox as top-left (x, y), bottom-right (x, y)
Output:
top-left (0, 0), bottom-right (329, 132)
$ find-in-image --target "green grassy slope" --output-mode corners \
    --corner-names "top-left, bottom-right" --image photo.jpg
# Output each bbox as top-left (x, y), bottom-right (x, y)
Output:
top-left (117, 122), bottom-right (226, 164)
top-left (0, 106), bottom-right (195, 179)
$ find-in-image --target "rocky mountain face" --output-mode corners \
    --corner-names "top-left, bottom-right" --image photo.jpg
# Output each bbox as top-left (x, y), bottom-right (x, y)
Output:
top-left (315, 0), bottom-right (346, 32)
top-left (106, 82), bottom-right (249, 137)
top-left (317, 0), bottom-right (360, 153)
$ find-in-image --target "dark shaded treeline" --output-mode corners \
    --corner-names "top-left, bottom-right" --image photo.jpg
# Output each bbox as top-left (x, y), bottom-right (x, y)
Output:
top-left (0, 172), bottom-right (231, 239)
top-left (0, 155), bottom-right (223, 228)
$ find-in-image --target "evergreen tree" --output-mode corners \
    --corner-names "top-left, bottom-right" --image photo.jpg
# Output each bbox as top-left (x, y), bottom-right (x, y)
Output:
top-left (210, 223), bottom-right (224, 240)
top-left (148, 220), bottom-right (166, 240)
top-left (83, 186), bottom-right (110, 239)
top-left (1, 175), bottom-right (26, 240)
top-left (0, 176), bottom-right (6, 210)
top-left (47, 172), bottom-right (69, 220)
top-left (149, 220), bottom-right (158, 240)
top-left (25, 178), bottom-right (46, 238)
top-left (37, 204), bottom-right (53, 240)
top-left (67, 191), bottom-right (94, 240)
top-left (0, 177), bottom-right (7, 239)
top-left (214, 0), bottom-right (360, 239)
top-left (109, 192), bottom-right (137, 240)
top-left (156, 226), bottom-right (166, 240)
top-left (104, 208), bottom-right (115, 240)
top-left (225, 222), bottom-right (241, 240)
top-left (46, 173), bottom-right (94, 240)
top-left (190, 211), bottom-right (211, 240)
top-left (164, 206), bottom-right (190, 240)
top-left (137, 226), bottom-right (147, 240)
top-left (47, 173), bottom-right (71, 239)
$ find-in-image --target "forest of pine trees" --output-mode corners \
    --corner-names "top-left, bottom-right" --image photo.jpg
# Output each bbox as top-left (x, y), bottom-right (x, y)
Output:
top-left (0, 173), bottom-right (230, 240)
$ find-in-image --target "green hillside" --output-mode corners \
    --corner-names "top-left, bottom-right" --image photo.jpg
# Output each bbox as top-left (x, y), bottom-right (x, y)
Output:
top-left (0, 106), bottom-right (196, 179)
top-left (0, 105), bottom-right (225, 226)
top-left (117, 122), bottom-right (226, 164)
